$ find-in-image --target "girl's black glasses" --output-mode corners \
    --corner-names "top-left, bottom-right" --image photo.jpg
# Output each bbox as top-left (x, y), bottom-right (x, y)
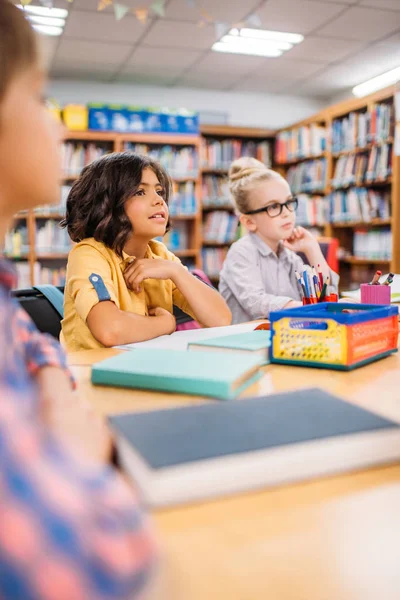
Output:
top-left (244, 197), bottom-right (298, 218)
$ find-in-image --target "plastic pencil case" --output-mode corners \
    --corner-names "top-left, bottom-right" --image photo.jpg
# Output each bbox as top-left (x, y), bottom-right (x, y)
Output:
top-left (269, 302), bottom-right (399, 371)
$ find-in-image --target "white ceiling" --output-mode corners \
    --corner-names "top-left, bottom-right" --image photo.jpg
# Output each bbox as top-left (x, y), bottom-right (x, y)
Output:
top-left (39, 0), bottom-right (400, 99)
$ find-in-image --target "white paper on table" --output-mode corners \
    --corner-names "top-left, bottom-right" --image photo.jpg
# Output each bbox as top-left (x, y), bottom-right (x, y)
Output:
top-left (116, 322), bottom-right (260, 352)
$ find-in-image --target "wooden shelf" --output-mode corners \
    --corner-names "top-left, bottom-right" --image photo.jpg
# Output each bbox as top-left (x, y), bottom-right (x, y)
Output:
top-left (119, 133), bottom-right (200, 146)
top-left (172, 176), bottom-right (199, 183)
top-left (34, 213), bottom-right (66, 220)
top-left (170, 214), bottom-right (198, 220)
top-left (200, 125), bottom-right (274, 138)
top-left (35, 252), bottom-right (70, 260)
top-left (331, 219), bottom-right (391, 229)
top-left (275, 153), bottom-right (327, 166)
top-left (332, 139), bottom-right (394, 158)
top-left (331, 178), bottom-right (392, 191)
top-left (203, 241), bottom-right (233, 247)
top-left (340, 256), bottom-right (391, 265)
top-left (173, 249), bottom-right (199, 257)
top-left (62, 174), bottom-right (80, 181)
top-left (201, 167), bottom-right (229, 175)
top-left (202, 204), bottom-right (234, 212)
top-left (65, 131), bottom-right (117, 142)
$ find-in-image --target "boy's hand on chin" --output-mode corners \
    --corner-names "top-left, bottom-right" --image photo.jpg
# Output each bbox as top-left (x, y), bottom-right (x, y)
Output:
top-left (283, 226), bottom-right (316, 254)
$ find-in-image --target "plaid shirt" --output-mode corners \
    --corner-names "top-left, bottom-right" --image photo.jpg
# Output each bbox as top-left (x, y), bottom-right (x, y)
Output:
top-left (0, 260), bottom-right (156, 600)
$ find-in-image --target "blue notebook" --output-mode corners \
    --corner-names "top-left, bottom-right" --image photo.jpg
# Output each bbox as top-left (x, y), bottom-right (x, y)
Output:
top-left (110, 388), bottom-right (400, 507)
top-left (92, 348), bottom-right (262, 400)
top-left (188, 330), bottom-right (271, 365)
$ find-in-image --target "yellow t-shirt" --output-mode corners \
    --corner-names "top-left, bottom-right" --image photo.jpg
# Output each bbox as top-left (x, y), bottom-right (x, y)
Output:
top-left (61, 237), bottom-right (196, 351)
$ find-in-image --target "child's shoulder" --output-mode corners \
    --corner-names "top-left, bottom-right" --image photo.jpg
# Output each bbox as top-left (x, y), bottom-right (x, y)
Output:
top-left (226, 234), bottom-right (257, 257)
top-left (69, 238), bottom-right (117, 262)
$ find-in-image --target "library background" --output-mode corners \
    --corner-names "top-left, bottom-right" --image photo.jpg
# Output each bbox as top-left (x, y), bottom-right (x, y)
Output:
top-left (7, 0), bottom-right (400, 294)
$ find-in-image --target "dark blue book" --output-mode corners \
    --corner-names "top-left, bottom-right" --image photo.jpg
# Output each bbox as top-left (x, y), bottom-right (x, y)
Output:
top-left (110, 388), bottom-right (400, 507)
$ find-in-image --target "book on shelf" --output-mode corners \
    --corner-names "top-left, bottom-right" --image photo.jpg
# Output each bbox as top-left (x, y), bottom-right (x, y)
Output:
top-left (202, 175), bottom-right (233, 208)
top-left (124, 143), bottom-right (199, 178)
top-left (286, 158), bottom-right (327, 194)
top-left (14, 262), bottom-right (31, 289)
top-left (35, 220), bottom-right (72, 255)
top-left (202, 247), bottom-right (229, 279)
top-left (331, 144), bottom-right (392, 188)
top-left (353, 228), bottom-right (392, 261)
top-left (332, 103), bottom-right (393, 152)
top-left (34, 185), bottom-right (71, 217)
top-left (62, 142), bottom-right (111, 177)
top-left (201, 139), bottom-right (271, 170)
top-left (163, 223), bottom-right (190, 253)
top-left (275, 124), bottom-right (327, 163)
top-left (203, 211), bottom-right (238, 244)
top-left (329, 188), bottom-right (390, 223)
top-left (4, 225), bottom-right (29, 258)
top-left (296, 194), bottom-right (326, 228)
top-left (169, 181), bottom-right (197, 216)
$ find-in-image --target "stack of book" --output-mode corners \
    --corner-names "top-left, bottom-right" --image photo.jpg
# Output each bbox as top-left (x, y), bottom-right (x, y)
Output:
top-left (4, 225), bottom-right (29, 257)
top-left (36, 265), bottom-right (67, 286)
top-left (286, 159), bottom-right (327, 194)
top-left (163, 223), bottom-right (189, 252)
top-left (203, 211), bottom-right (238, 244)
top-left (275, 124), bottom-right (327, 163)
top-left (329, 188), bottom-right (390, 223)
top-left (332, 113), bottom-right (358, 153)
top-left (124, 143), bottom-right (199, 178)
top-left (332, 153), bottom-right (368, 188)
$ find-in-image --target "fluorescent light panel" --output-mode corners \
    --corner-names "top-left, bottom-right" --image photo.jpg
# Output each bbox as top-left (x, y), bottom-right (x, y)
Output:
top-left (352, 66), bottom-right (400, 97)
top-left (32, 24), bottom-right (63, 36)
top-left (212, 27), bottom-right (303, 58)
top-left (17, 4), bottom-right (68, 18)
top-left (28, 15), bottom-right (66, 27)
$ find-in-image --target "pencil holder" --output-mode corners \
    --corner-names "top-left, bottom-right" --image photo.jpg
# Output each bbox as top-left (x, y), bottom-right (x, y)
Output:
top-left (360, 284), bottom-right (390, 305)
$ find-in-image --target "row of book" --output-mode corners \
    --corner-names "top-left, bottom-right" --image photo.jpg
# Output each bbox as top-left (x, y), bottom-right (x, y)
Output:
top-left (275, 124), bottom-right (327, 163)
top-left (201, 140), bottom-right (271, 170)
top-left (296, 194), bottom-right (326, 228)
top-left (4, 225), bottom-right (29, 258)
top-left (202, 247), bottom-right (229, 279)
top-left (169, 182), bottom-right (197, 216)
top-left (332, 102), bottom-right (394, 152)
top-left (35, 221), bottom-right (72, 255)
top-left (331, 144), bottom-right (392, 188)
top-left (286, 159), bottom-right (327, 194)
top-left (328, 189), bottom-right (390, 223)
top-left (201, 176), bottom-right (233, 208)
top-left (13, 263), bottom-right (67, 289)
top-left (124, 143), bottom-right (199, 178)
top-left (62, 143), bottom-right (111, 177)
top-left (353, 228), bottom-right (392, 260)
top-left (203, 211), bottom-right (239, 244)
top-left (34, 186), bottom-right (71, 216)
top-left (163, 223), bottom-right (190, 252)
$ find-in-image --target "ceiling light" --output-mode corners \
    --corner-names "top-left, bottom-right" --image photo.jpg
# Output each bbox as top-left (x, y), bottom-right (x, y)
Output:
top-left (352, 66), bottom-right (400, 97)
top-left (17, 4), bottom-right (68, 18)
top-left (28, 15), bottom-right (66, 27)
top-left (212, 27), bottom-right (303, 58)
top-left (31, 24), bottom-right (63, 36)
top-left (238, 28), bottom-right (304, 45)
top-left (213, 42), bottom-right (282, 58)
top-left (220, 34), bottom-right (292, 52)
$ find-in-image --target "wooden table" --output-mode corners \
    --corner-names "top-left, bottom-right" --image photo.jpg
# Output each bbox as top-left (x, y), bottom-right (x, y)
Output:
top-left (69, 346), bottom-right (400, 600)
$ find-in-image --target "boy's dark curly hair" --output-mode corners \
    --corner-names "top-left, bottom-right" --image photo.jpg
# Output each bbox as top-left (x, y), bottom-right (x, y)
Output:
top-left (61, 152), bottom-right (172, 256)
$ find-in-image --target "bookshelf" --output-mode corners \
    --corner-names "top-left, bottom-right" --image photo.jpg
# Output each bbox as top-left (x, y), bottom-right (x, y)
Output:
top-left (274, 85), bottom-right (400, 291)
top-left (200, 125), bottom-right (274, 284)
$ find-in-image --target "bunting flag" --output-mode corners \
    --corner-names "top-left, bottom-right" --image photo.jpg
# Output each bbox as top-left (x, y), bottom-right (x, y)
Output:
top-left (135, 7), bottom-right (148, 23)
top-left (214, 21), bottom-right (228, 40)
top-left (113, 2), bottom-right (129, 20)
top-left (97, 0), bottom-right (112, 11)
top-left (151, 0), bottom-right (166, 17)
top-left (246, 13), bottom-right (262, 28)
